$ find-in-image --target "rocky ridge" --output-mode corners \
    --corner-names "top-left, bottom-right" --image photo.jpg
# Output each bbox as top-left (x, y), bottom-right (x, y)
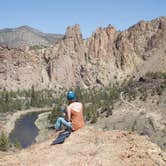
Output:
top-left (0, 26), bottom-right (64, 48)
top-left (0, 127), bottom-right (166, 166)
top-left (0, 17), bottom-right (166, 90)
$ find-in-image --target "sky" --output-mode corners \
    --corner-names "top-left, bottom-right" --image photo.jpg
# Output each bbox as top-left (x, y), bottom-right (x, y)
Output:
top-left (0, 0), bottom-right (166, 38)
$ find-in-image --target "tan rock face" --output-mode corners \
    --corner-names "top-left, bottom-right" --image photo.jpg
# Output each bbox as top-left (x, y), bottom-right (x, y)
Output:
top-left (0, 46), bottom-right (42, 90)
top-left (0, 17), bottom-right (166, 90)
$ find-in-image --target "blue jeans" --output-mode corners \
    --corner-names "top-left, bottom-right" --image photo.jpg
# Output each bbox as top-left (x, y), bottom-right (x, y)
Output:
top-left (54, 117), bottom-right (72, 130)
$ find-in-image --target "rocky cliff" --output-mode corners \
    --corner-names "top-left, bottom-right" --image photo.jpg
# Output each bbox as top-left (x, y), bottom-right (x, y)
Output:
top-left (0, 17), bottom-right (166, 90)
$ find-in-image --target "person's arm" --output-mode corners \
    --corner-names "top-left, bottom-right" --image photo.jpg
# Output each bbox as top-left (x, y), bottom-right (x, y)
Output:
top-left (66, 107), bottom-right (71, 122)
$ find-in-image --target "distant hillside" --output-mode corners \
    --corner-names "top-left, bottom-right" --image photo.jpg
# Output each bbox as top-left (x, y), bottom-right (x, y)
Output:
top-left (0, 26), bottom-right (64, 47)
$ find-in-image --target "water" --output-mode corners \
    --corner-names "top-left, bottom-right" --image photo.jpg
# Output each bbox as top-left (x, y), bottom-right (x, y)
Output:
top-left (9, 112), bottom-right (39, 148)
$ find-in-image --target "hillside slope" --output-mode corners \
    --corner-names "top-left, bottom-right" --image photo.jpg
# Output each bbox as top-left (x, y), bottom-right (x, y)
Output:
top-left (0, 17), bottom-right (166, 90)
top-left (0, 127), bottom-right (166, 166)
top-left (0, 26), bottom-right (63, 47)
top-left (93, 75), bottom-right (166, 151)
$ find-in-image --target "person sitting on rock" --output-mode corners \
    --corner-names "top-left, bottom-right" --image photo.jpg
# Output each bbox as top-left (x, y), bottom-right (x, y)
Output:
top-left (54, 91), bottom-right (85, 132)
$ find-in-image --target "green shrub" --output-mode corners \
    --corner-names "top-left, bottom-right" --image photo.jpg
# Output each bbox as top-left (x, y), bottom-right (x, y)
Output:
top-left (47, 83), bottom-right (122, 124)
top-left (14, 139), bottom-right (21, 149)
top-left (0, 132), bottom-right (9, 151)
top-left (145, 72), bottom-right (166, 79)
top-left (90, 115), bottom-right (97, 124)
top-left (48, 93), bottom-right (65, 124)
top-left (127, 89), bottom-right (137, 101)
top-left (29, 45), bottom-right (47, 50)
top-left (156, 86), bottom-right (162, 96)
top-left (48, 107), bottom-right (62, 124)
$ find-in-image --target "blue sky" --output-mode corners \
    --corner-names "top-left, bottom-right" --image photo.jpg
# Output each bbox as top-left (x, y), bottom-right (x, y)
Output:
top-left (0, 0), bottom-right (166, 37)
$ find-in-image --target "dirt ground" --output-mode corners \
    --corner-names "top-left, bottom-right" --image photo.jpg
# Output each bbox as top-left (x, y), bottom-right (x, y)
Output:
top-left (0, 127), bottom-right (166, 166)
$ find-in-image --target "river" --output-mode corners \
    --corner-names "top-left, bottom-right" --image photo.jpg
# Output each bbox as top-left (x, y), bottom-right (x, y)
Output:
top-left (9, 112), bottom-right (40, 148)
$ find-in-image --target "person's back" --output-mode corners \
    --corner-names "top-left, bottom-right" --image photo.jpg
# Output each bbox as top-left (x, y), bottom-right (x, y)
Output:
top-left (53, 91), bottom-right (85, 134)
top-left (67, 101), bottom-right (85, 131)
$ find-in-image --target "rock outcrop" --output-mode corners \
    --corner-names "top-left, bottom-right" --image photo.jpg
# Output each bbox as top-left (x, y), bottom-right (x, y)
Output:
top-left (1, 127), bottom-right (166, 166)
top-left (0, 46), bottom-right (43, 90)
top-left (0, 17), bottom-right (166, 90)
top-left (94, 77), bottom-right (166, 151)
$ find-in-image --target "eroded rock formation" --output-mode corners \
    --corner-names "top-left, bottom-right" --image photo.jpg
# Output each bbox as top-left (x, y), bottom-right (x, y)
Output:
top-left (0, 17), bottom-right (166, 90)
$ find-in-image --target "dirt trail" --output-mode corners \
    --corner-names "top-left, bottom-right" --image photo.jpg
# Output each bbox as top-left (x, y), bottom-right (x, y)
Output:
top-left (120, 92), bottom-right (145, 112)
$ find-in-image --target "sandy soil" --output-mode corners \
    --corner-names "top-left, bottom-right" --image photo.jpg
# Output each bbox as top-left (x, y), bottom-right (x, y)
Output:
top-left (0, 127), bottom-right (166, 166)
